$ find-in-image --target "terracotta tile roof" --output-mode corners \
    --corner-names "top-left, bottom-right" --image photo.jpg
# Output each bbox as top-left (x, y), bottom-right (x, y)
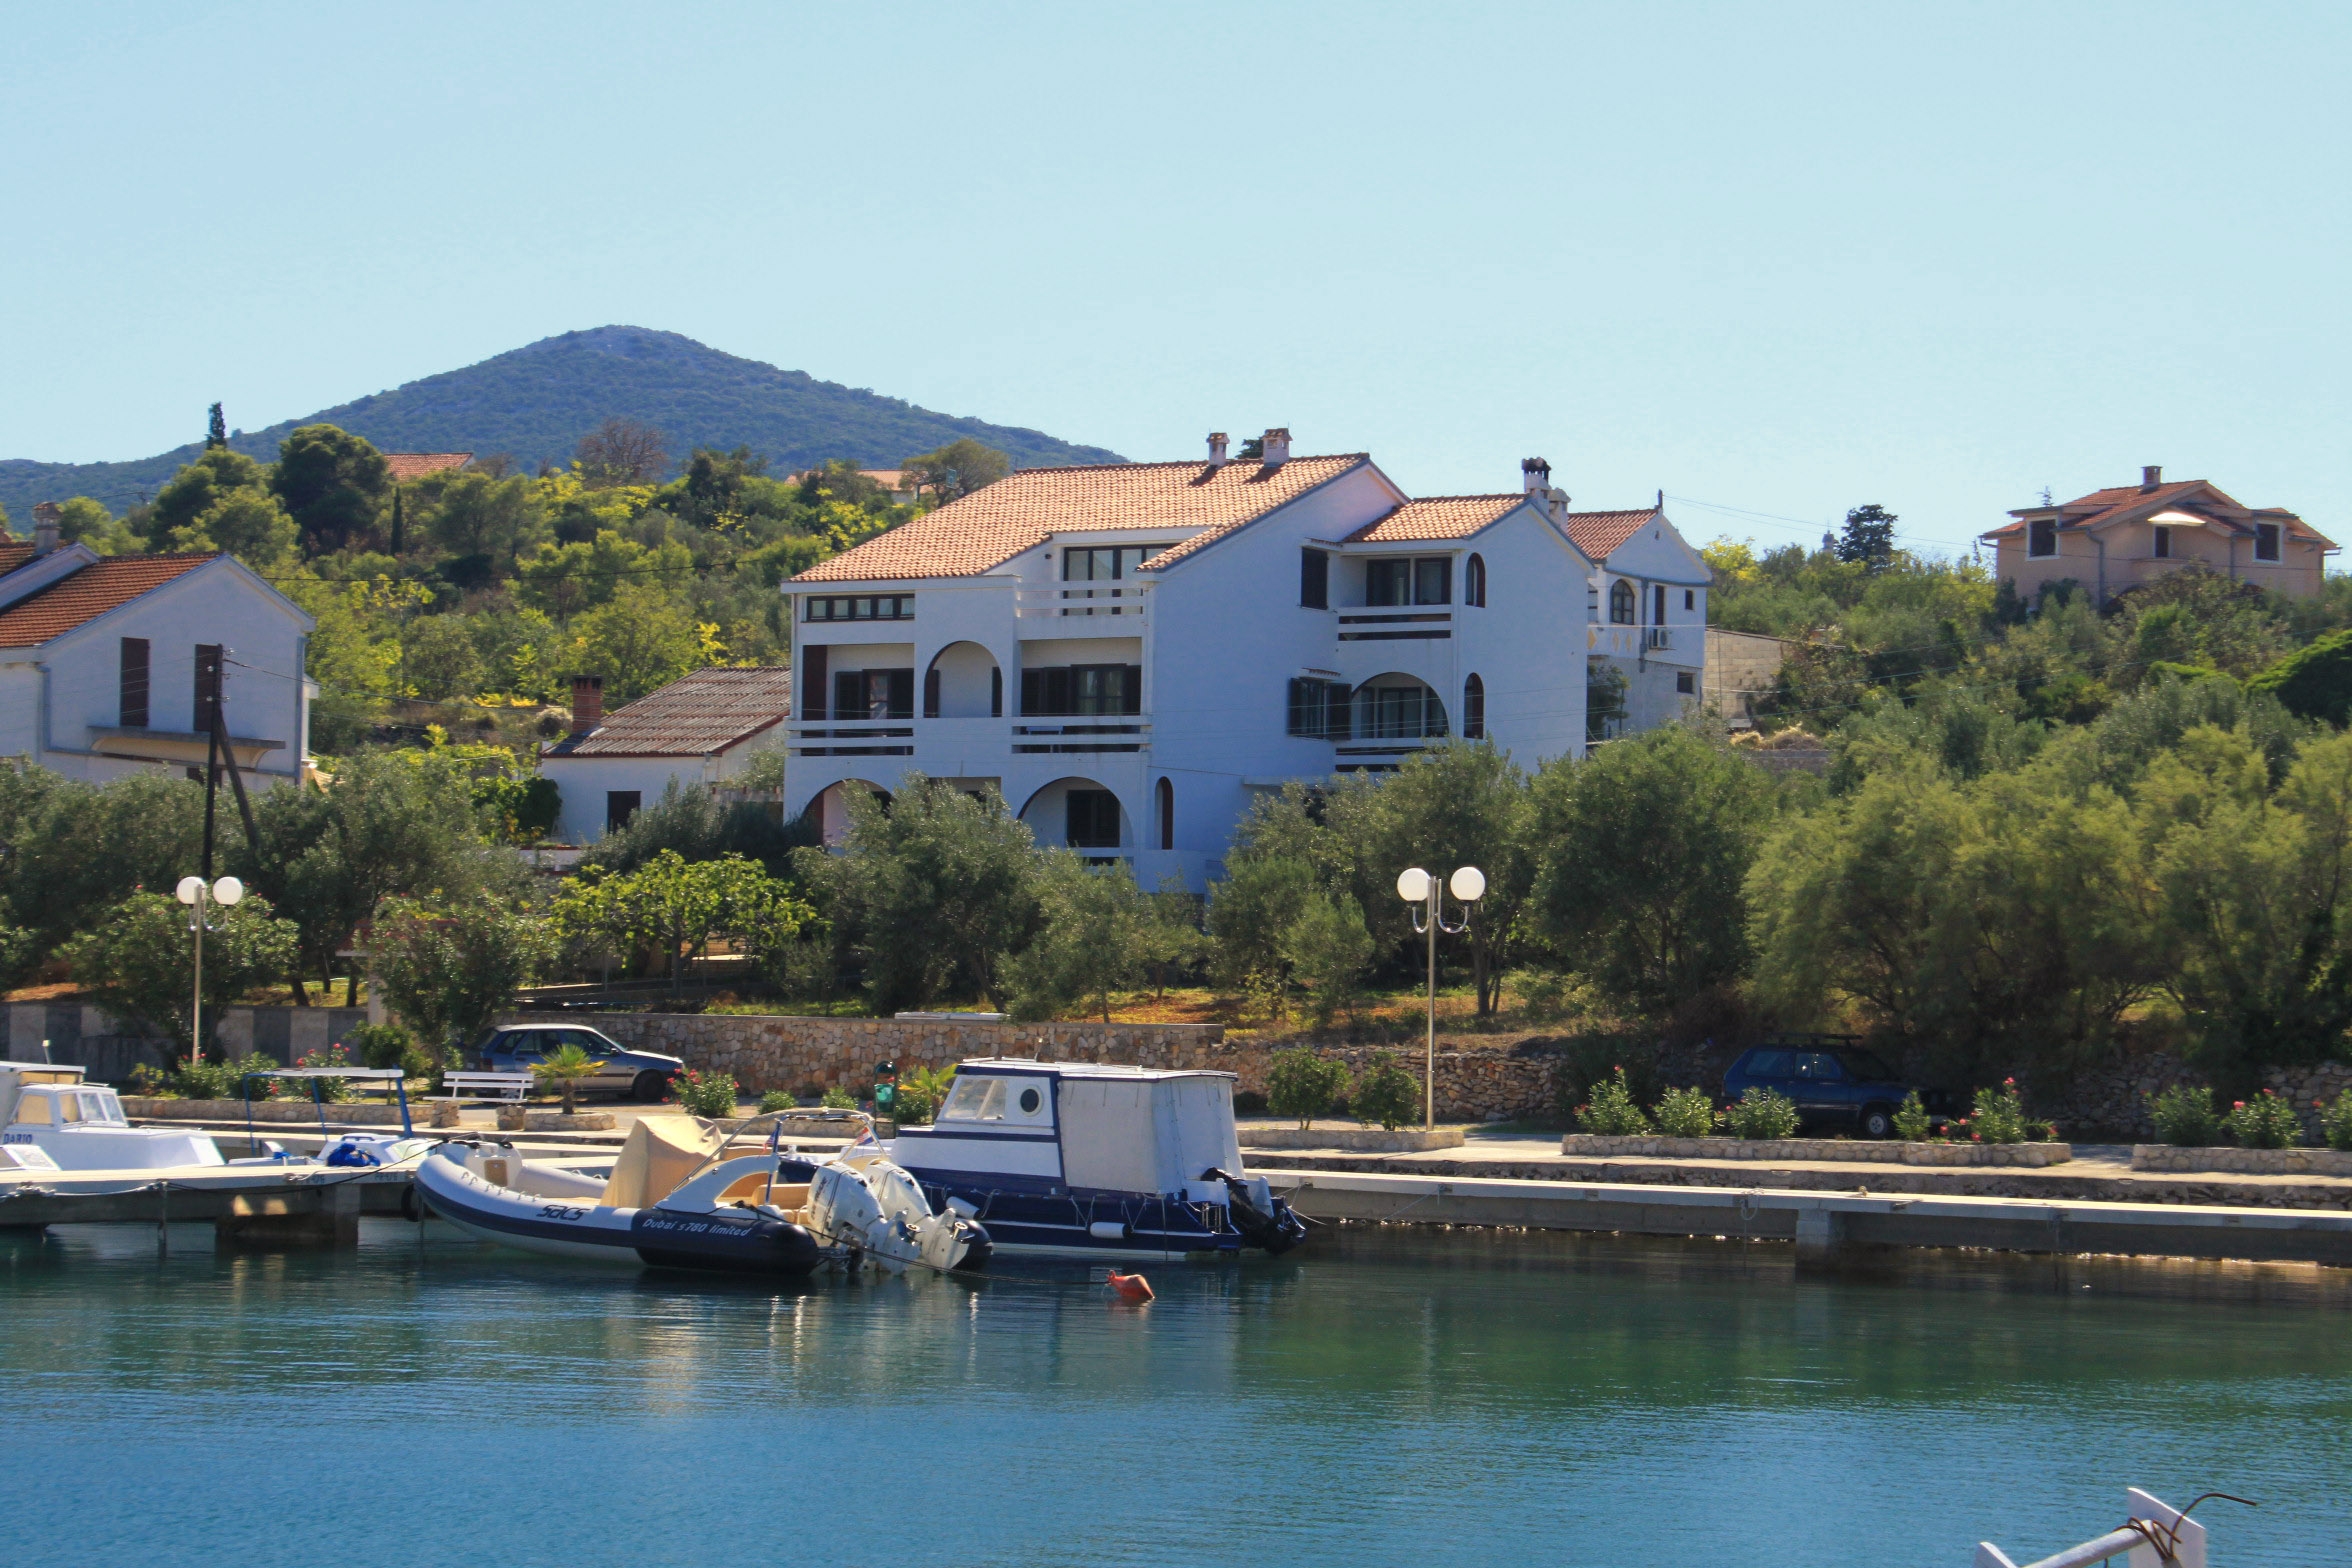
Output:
top-left (0, 553), bottom-right (218, 648)
top-left (1563, 507), bottom-right (1662, 562)
top-left (542, 666), bottom-right (792, 759)
top-left (384, 453), bottom-right (473, 484)
top-left (1984, 479), bottom-right (2336, 547)
top-left (792, 455), bottom-right (1368, 583)
top-left (1344, 494), bottom-right (1524, 544)
top-left (0, 543), bottom-right (33, 577)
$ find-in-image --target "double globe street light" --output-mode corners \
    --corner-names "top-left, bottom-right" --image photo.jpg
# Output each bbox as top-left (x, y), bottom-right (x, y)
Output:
top-left (1396, 864), bottom-right (1485, 1130)
top-left (175, 875), bottom-right (244, 1066)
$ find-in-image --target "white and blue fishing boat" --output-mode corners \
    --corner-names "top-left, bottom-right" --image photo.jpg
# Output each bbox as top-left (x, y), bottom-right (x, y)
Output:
top-left (884, 1060), bottom-right (1308, 1259)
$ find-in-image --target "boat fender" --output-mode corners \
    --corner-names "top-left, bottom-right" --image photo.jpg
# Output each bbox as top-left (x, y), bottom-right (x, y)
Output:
top-left (1106, 1271), bottom-right (1154, 1303)
top-left (1088, 1221), bottom-right (1129, 1241)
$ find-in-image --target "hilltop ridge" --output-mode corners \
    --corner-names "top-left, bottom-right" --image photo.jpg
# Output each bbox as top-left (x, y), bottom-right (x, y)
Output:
top-left (0, 326), bottom-right (1125, 519)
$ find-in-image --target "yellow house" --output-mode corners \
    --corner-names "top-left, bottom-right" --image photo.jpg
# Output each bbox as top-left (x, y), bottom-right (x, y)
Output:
top-left (1982, 467), bottom-right (2336, 604)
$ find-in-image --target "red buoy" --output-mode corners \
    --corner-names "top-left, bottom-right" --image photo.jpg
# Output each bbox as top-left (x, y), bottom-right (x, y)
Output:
top-left (1106, 1270), bottom-right (1154, 1303)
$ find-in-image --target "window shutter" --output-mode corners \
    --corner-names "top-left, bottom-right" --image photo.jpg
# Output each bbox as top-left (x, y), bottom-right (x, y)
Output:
top-left (1300, 548), bottom-right (1329, 609)
top-left (119, 638), bottom-right (150, 729)
top-left (886, 669), bottom-right (915, 719)
top-left (924, 667), bottom-right (942, 718)
top-left (1123, 665), bottom-right (1142, 715)
top-left (991, 666), bottom-right (1002, 717)
top-left (803, 645), bottom-right (828, 720)
top-left (834, 670), bottom-right (862, 720)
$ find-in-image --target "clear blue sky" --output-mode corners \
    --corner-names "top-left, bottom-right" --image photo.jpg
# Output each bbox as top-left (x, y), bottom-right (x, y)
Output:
top-left (5, 2), bottom-right (2346, 558)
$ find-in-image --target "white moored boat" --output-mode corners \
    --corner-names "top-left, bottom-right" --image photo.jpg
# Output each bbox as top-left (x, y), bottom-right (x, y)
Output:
top-left (0, 1064), bottom-right (225, 1170)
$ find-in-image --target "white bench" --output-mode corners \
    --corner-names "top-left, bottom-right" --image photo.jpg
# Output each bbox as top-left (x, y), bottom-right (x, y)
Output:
top-left (439, 1070), bottom-right (534, 1104)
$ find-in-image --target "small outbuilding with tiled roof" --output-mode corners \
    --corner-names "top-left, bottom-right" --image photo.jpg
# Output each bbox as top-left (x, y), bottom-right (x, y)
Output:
top-left (1983, 466), bottom-right (2336, 604)
top-left (0, 510), bottom-right (314, 785)
top-left (538, 666), bottom-right (792, 845)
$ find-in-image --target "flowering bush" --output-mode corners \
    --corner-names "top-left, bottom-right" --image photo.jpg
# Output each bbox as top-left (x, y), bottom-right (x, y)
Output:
top-left (668, 1067), bottom-right (739, 1119)
top-left (1652, 1084), bottom-right (1719, 1138)
top-left (2223, 1090), bottom-right (2302, 1150)
top-left (295, 1044), bottom-right (356, 1103)
top-left (1964, 1079), bottom-right (2038, 1144)
top-left (1575, 1068), bottom-right (1652, 1136)
top-left (1724, 1085), bottom-right (1799, 1140)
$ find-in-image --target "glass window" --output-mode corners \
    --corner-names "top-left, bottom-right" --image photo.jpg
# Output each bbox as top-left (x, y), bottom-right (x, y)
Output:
top-left (1355, 683), bottom-right (1447, 740)
top-left (1414, 557), bottom-right (1451, 605)
top-left (1609, 580), bottom-right (1637, 624)
top-left (805, 595), bottom-right (913, 622)
top-left (2028, 519), bottom-right (2058, 558)
top-left (1066, 789), bottom-right (1121, 848)
top-left (1676, 671), bottom-right (1695, 695)
top-left (1366, 558), bottom-right (1411, 606)
top-left (57, 1093), bottom-right (84, 1123)
top-left (2153, 525), bottom-right (2172, 559)
top-left (13, 1093), bottom-right (51, 1125)
top-left (1745, 1050), bottom-right (1796, 1079)
top-left (1464, 554), bottom-right (1486, 608)
top-left (1462, 673), bottom-right (1485, 740)
top-left (1793, 1052), bottom-right (1845, 1081)
top-left (1838, 1050), bottom-right (1897, 1082)
top-left (2255, 522), bottom-right (2281, 562)
top-left (1063, 546), bottom-right (1149, 582)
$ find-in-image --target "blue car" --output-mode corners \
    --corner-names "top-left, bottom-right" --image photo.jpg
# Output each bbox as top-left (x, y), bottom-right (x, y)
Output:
top-left (1722, 1038), bottom-right (1924, 1139)
top-left (474, 1024), bottom-right (683, 1103)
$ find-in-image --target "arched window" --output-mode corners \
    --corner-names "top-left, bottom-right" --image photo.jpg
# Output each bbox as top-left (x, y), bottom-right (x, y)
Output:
top-left (1609, 579), bottom-right (1636, 625)
top-left (1156, 776), bottom-right (1175, 850)
top-left (1462, 674), bottom-right (1485, 740)
top-left (1464, 553), bottom-right (1487, 608)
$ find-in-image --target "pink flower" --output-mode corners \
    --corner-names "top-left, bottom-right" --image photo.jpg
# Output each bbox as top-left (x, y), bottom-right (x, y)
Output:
top-left (2233, 1101), bottom-right (2246, 1109)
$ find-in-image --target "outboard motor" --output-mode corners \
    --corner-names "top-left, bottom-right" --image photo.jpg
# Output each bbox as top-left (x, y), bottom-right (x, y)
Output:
top-left (1204, 1167), bottom-right (1310, 1256)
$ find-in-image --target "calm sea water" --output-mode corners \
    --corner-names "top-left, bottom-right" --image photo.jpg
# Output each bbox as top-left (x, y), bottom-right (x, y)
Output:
top-left (3, 1220), bottom-right (2346, 1568)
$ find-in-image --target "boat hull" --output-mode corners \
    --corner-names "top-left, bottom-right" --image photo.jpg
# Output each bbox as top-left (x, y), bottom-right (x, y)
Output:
top-left (414, 1149), bottom-right (825, 1275)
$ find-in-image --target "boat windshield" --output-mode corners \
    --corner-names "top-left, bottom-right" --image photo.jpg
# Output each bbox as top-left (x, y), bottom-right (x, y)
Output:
top-left (56, 1093), bottom-right (84, 1123)
top-left (939, 1076), bottom-right (1007, 1122)
top-left (81, 1092), bottom-right (125, 1124)
top-left (13, 1093), bottom-right (52, 1126)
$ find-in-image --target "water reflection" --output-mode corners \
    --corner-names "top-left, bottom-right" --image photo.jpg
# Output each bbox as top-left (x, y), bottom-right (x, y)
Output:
top-left (0, 1219), bottom-right (2345, 1567)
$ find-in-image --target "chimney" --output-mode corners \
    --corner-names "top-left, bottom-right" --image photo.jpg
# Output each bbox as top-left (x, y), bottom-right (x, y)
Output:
top-left (1522, 458), bottom-right (1552, 496)
top-left (2142, 464), bottom-right (2163, 492)
top-left (570, 674), bottom-right (604, 735)
top-left (1261, 427), bottom-right (1291, 466)
top-left (1207, 432), bottom-right (1229, 468)
top-left (31, 502), bottom-right (62, 556)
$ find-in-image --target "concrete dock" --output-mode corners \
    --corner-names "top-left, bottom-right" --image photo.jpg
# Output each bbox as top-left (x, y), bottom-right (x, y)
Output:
top-left (1263, 1168), bottom-right (2352, 1266)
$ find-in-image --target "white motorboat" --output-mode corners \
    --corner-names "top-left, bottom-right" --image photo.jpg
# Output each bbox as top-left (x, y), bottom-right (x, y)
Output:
top-left (884, 1060), bottom-right (1308, 1258)
top-left (0, 1064), bottom-right (225, 1170)
top-left (413, 1113), bottom-right (991, 1276)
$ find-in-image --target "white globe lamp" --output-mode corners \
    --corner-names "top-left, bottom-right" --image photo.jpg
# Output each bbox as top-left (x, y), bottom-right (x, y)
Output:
top-left (1395, 867), bottom-right (1431, 903)
top-left (1449, 866), bottom-right (1486, 903)
top-left (211, 876), bottom-right (244, 907)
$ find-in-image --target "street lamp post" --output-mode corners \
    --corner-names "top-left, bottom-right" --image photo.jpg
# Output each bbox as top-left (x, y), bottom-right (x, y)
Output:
top-left (175, 875), bottom-right (245, 1066)
top-left (1396, 865), bottom-right (1485, 1130)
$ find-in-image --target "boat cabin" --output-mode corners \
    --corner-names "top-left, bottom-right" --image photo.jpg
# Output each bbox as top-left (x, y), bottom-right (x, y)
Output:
top-left (0, 1064), bottom-right (94, 1129)
top-left (896, 1059), bottom-right (1246, 1203)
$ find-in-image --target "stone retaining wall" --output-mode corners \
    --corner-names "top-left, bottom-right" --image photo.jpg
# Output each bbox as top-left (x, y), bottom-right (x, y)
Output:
top-left (510, 1012), bottom-right (1564, 1123)
top-left (2048, 1053), bottom-right (2352, 1141)
top-left (1558, 1133), bottom-right (2072, 1167)
top-left (2130, 1144), bottom-right (2352, 1176)
top-left (123, 1096), bottom-right (408, 1125)
top-left (1237, 1126), bottom-right (1466, 1152)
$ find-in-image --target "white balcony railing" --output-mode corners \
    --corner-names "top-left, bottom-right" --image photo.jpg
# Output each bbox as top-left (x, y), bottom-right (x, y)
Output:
top-left (1014, 585), bottom-right (1148, 620)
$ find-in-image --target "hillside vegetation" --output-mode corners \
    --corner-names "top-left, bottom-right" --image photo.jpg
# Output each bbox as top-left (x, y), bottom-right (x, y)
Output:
top-left (0, 326), bottom-right (1124, 518)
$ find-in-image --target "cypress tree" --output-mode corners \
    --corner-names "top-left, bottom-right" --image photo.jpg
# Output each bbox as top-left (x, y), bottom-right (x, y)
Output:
top-left (207, 402), bottom-right (228, 449)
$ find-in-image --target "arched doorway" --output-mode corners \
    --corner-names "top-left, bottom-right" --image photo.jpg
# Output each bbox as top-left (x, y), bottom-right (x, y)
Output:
top-left (1462, 673), bottom-right (1485, 739)
top-left (924, 641), bottom-right (1002, 718)
top-left (1018, 776), bottom-right (1128, 852)
top-left (812, 778), bottom-right (892, 846)
top-left (1351, 674), bottom-right (1448, 741)
top-left (1156, 776), bottom-right (1175, 850)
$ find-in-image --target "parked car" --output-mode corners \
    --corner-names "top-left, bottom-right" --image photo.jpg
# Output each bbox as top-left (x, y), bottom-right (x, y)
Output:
top-left (1722, 1036), bottom-right (1928, 1139)
top-left (473, 1024), bottom-right (682, 1103)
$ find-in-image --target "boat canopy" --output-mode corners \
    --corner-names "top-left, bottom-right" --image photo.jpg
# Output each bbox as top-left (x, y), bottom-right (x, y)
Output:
top-left (1018, 1069), bottom-right (1245, 1197)
top-left (600, 1115), bottom-right (727, 1209)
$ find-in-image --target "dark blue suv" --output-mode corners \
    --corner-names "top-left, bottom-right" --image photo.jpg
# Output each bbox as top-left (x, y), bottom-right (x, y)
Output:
top-left (1723, 1037), bottom-right (1924, 1139)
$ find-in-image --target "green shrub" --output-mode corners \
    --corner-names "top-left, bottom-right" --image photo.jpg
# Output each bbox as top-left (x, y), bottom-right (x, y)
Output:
top-left (2319, 1089), bottom-right (2352, 1152)
top-left (1652, 1085), bottom-right (1718, 1138)
top-left (1351, 1052), bottom-right (1422, 1131)
top-left (1266, 1046), bottom-right (1351, 1130)
top-left (2224, 1090), bottom-right (2302, 1149)
top-left (125, 1062), bottom-right (175, 1098)
top-left (294, 1044), bottom-right (357, 1103)
top-left (821, 1085), bottom-right (857, 1110)
top-left (1575, 1068), bottom-right (1652, 1136)
top-left (1892, 1090), bottom-right (1932, 1142)
top-left (669, 1067), bottom-right (739, 1118)
top-left (894, 1064), bottom-right (956, 1125)
top-left (348, 1021), bottom-right (441, 1081)
top-left (2149, 1084), bottom-right (2219, 1147)
top-left (757, 1090), bottom-right (796, 1114)
top-left (1725, 1086), bottom-right (1799, 1140)
top-left (175, 1052), bottom-right (279, 1100)
top-left (1965, 1078), bottom-right (2031, 1144)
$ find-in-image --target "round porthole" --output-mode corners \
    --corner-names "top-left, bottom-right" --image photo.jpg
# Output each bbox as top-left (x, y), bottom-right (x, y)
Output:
top-left (1019, 1087), bottom-right (1042, 1115)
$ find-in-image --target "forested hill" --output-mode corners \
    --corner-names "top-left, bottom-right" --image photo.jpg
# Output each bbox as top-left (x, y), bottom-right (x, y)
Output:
top-left (0, 326), bottom-right (1126, 519)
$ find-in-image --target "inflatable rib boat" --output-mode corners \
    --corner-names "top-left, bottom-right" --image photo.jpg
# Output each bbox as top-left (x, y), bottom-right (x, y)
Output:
top-left (413, 1114), bottom-right (990, 1277)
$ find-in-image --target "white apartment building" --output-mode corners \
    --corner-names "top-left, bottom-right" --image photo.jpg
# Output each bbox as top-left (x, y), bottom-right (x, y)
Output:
top-left (0, 516), bottom-right (314, 788)
top-left (783, 432), bottom-right (1711, 888)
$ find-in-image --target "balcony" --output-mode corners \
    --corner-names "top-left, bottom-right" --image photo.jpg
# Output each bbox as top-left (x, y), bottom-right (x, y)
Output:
top-left (1588, 624), bottom-right (1685, 658)
top-left (787, 722), bottom-right (913, 759)
top-left (1014, 585), bottom-right (1148, 630)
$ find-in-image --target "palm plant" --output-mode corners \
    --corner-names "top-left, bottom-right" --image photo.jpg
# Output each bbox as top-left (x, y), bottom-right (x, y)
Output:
top-left (530, 1042), bottom-right (599, 1115)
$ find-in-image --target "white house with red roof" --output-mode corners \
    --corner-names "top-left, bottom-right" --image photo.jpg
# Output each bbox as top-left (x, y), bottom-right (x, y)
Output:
top-left (0, 506), bottom-right (315, 786)
top-left (783, 430), bottom-right (1709, 887)
top-left (538, 667), bottom-right (793, 845)
top-left (1564, 497), bottom-right (1712, 739)
top-left (1982, 466), bottom-right (2337, 605)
